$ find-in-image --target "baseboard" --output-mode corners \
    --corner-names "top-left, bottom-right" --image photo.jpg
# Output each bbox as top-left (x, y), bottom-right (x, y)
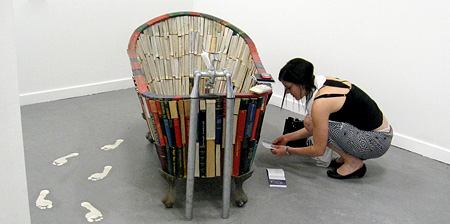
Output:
top-left (392, 133), bottom-right (450, 165)
top-left (19, 78), bottom-right (134, 106)
top-left (269, 93), bottom-right (450, 165)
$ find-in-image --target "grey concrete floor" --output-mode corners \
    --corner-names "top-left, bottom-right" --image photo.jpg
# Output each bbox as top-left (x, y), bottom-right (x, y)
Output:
top-left (21, 88), bottom-right (450, 224)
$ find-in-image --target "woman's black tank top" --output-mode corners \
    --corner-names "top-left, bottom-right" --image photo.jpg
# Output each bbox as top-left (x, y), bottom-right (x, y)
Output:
top-left (314, 79), bottom-right (383, 131)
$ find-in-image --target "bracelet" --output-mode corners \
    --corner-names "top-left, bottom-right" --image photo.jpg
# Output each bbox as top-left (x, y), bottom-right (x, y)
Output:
top-left (285, 146), bottom-right (291, 155)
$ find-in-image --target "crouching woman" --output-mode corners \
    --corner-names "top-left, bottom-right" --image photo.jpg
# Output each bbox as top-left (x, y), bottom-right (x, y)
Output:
top-left (271, 58), bottom-right (393, 179)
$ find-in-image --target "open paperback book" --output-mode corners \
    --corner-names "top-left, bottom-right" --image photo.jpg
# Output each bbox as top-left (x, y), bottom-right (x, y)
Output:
top-left (266, 168), bottom-right (286, 188)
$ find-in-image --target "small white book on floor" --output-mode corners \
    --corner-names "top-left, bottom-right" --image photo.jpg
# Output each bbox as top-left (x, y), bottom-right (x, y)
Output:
top-left (266, 168), bottom-right (287, 188)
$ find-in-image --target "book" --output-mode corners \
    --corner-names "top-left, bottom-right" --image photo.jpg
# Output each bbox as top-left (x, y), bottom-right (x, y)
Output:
top-left (232, 98), bottom-right (248, 177)
top-left (155, 100), bottom-right (172, 175)
top-left (149, 100), bottom-right (165, 146)
top-left (159, 100), bottom-right (175, 175)
top-left (140, 98), bottom-right (155, 143)
top-left (243, 97), bottom-right (266, 172)
top-left (266, 168), bottom-right (287, 188)
top-left (244, 99), bottom-right (257, 139)
top-left (232, 98), bottom-right (241, 145)
top-left (156, 145), bottom-right (169, 173)
top-left (205, 99), bottom-right (216, 177)
top-left (240, 98), bottom-right (257, 175)
top-left (198, 100), bottom-right (207, 178)
top-left (249, 97), bottom-right (268, 167)
top-left (254, 96), bottom-right (268, 142)
top-left (169, 101), bottom-right (184, 178)
top-left (228, 35), bottom-right (239, 59)
top-left (177, 100), bottom-right (187, 177)
top-left (215, 97), bottom-right (224, 176)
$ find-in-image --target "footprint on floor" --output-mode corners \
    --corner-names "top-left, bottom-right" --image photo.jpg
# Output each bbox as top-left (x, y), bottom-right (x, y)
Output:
top-left (88, 165), bottom-right (112, 181)
top-left (52, 152), bottom-right (79, 166)
top-left (81, 202), bottom-right (103, 222)
top-left (101, 139), bottom-right (123, 151)
top-left (36, 190), bottom-right (52, 209)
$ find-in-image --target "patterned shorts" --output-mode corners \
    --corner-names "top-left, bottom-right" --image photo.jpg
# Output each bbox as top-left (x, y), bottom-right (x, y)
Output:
top-left (327, 121), bottom-right (393, 160)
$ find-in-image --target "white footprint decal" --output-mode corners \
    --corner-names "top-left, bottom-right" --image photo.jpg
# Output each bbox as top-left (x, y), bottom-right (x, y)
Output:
top-left (52, 152), bottom-right (79, 166)
top-left (36, 190), bottom-right (53, 209)
top-left (88, 166), bottom-right (112, 181)
top-left (81, 202), bottom-right (103, 222)
top-left (101, 139), bottom-right (123, 151)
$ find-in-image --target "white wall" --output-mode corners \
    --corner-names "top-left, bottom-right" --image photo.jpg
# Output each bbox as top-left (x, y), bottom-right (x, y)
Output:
top-left (7, 0), bottom-right (450, 189)
top-left (15, 0), bottom-right (193, 105)
top-left (0, 1), bottom-right (31, 223)
top-left (193, 0), bottom-right (450, 164)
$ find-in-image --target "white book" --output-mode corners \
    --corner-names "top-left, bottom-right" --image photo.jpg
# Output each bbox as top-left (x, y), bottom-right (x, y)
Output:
top-left (266, 168), bottom-right (287, 188)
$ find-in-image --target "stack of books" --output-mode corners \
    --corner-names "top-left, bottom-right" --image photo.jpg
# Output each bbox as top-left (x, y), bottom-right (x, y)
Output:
top-left (134, 16), bottom-right (258, 97)
top-left (142, 95), bottom-right (269, 178)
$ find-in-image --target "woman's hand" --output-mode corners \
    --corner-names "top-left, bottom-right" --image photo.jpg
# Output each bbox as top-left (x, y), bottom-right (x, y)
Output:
top-left (271, 144), bottom-right (289, 157)
top-left (273, 134), bottom-right (290, 145)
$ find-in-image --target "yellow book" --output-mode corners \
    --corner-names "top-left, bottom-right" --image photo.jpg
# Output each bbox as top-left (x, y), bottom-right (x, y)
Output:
top-left (232, 98), bottom-right (241, 145)
top-left (206, 99), bottom-right (216, 177)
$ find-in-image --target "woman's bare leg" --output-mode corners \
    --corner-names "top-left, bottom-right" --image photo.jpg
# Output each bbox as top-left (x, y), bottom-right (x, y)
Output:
top-left (327, 144), bottom-right (364, 176)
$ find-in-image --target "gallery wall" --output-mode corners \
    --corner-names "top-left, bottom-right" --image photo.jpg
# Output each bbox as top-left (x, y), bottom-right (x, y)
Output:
top-left (15, 0), bottom-right (193, 104)
top-left (193, 0), bottom-right (450, 164)
top-left (1, 1), bottom-right (30, 223)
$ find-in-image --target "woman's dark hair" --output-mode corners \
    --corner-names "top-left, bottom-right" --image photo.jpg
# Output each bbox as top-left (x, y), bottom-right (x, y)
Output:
top-left (279, 58), bottom-right (317, 108)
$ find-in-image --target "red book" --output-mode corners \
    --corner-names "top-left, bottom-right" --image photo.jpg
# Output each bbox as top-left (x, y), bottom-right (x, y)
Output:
top-left (156, 145), bottom-right (169, 172)
top-left (184, 100), bottom-right (191, 146)
top-left (149, 99), bottom-right (166, 146)
top-left (232, 99), bottom-right (248, 177)
top-left (155, 100), bottom-right (169, 146)
top-left (169, 101), bottom-right (183, 147)
top-left (251, 97), bottom-right (264, 140)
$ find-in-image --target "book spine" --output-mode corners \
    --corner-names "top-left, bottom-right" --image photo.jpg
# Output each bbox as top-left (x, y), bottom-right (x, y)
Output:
top-left (165, 101), bottom-right (177, 176)
top-left (169, 101), bottom-right (184, 178)
top-left (177, 101), bottom-right (186, 145)
top-left (205, 99), bottom-right (216, 177)
top-left (246, 97), bottom-right (265, 173)
top-left (147, 112), bottom-right (159, 145)
top-left (198, 100), bottom-right (207, 178)
top-left (232, 98), bottom-right (248, 177)
top-left (254, 96), bottom-right (268, 143)
top-left (183, 100), bottom-right (191, 177)
top-left (140, 97), bottom-right (155, 142)
top-left (159, 100), bottom-right (173, 175)
top-left (177, 100), bottom-right (187, 177)
top-left (215, 97), bottom-right (223, 176)
top-left (156, 99), bottom-right (167, 146)
top-left (220, 97), bottom-right (227, 175)
top-left (149, 99), bottom-right (165, 146)
top-left (156, 145), bottom-right (169, 173)
top-left (240, 98), bottom-right (256, 175)
top-left (250, 96), bottom-right (269, 167)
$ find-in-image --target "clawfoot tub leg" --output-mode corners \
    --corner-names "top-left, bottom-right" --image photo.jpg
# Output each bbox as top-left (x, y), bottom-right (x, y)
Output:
top-left (233, 170), bottom-right (254, 207)
top-left (159, 169), bottom-right (176, 208)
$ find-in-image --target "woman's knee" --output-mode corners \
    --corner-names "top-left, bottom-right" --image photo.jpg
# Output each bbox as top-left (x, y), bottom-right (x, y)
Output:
top-left (304, 114), bottom-right (313, 134)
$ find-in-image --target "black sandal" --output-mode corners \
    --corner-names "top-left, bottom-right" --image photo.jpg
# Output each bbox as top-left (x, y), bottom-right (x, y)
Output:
top-left (327, 164), bottom-right (366, 179)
